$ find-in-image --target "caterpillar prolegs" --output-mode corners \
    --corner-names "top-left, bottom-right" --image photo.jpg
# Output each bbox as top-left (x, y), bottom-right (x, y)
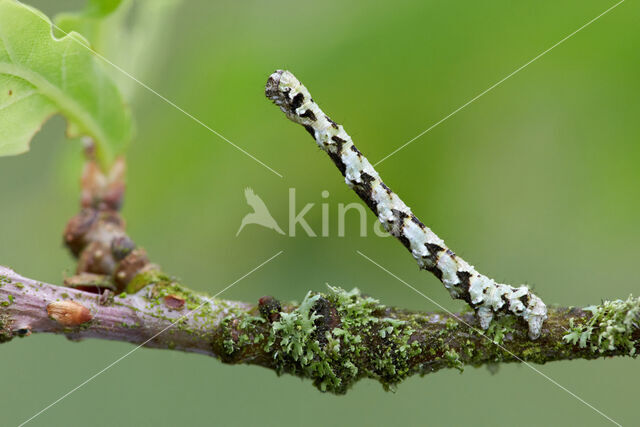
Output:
top-left (266, 70), bottom-right (547, 339)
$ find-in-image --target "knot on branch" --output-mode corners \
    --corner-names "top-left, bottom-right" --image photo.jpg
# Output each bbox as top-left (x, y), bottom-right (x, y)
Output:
top-left (63, 207), bottom-right (154, 294)
top-left (62, 160), bottom-right (157, 294)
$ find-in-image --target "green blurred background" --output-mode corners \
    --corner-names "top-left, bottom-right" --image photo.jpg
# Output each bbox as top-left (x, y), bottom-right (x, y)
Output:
top-left (1, 0), bottom-right (639, 425)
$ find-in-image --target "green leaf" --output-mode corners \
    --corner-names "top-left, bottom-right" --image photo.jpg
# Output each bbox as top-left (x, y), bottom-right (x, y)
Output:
top-left (56, 0), bottom-right (183, 104)
top-left (78, 0), bottom-right (124, 16)
top-left (0, 0), bottom-right (131, 169)
top-left (54, 0), bottom-right (124, 46)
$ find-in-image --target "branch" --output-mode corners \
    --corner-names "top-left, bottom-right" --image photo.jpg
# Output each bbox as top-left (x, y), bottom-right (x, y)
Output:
top-left (266, 70), bottom-right (547, 338)
top-left (0, 266), bottom-right (638, 394)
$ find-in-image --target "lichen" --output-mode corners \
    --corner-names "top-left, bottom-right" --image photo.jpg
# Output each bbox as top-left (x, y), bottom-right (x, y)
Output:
top-left (264, 286), bottom-right (422, 394)
top-left (444, 349), bottom-right (464, 372)
top-left (563, 295), bottom-right (640, 356)
top-left (0, 312), bottom-right (13, 343)
top-left (219, 311), bottom-right (266, 357)
top-left (485, 315), bottom-right (517, 345)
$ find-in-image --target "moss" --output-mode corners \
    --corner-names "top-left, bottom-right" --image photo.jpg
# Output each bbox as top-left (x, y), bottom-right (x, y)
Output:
top-left (120, 321), bottom-right (139, 329)
top-left (126, 270), bottom-right (172, 294)
top-left (14, 282), bottom-right (23, 289)
top-left (145, 278), bottom-right (205, 312)
top-left (445, 317), bottom-right (459, 331)
top-left (521, 347), bottom-right (542, 361)
top-left (465, 347), bottom-right (475, 359)
top-left (563, 295), bottom-right (640, 356)
top-left (1, 295), bottom-right (13, 307)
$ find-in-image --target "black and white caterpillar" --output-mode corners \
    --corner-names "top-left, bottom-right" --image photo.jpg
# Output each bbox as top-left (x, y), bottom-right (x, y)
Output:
top-left (266, 70), bottom-right (547, 339)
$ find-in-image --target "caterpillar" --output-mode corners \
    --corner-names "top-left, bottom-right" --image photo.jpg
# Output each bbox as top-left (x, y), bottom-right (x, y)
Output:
top-left (266, 70), bottom-right (547, 339)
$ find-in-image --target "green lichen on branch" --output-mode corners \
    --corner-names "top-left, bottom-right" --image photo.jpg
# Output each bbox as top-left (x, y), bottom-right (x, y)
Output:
top-left (563, 295), bottom-right (640, 355)
top-left (125, 282), bottom-right (640, 394)
top-left (247, 288), bottom-right (640, 393)
top-left (2, 264), bottom-right (639, 395)
top-left (484, 315), bottom-right (518, 345)
top-left (263, 286), bottom-right (425, 393)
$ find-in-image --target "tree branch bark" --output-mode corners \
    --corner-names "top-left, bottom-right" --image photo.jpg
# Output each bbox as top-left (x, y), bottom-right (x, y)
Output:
top-left (1, 265), bottom-right (637, 394)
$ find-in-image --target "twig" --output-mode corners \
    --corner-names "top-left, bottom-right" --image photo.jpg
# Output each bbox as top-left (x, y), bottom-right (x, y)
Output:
top-left (265, 70), bottom-right (547, 339)
top-left (0, 265), bottom-right (637, 394)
